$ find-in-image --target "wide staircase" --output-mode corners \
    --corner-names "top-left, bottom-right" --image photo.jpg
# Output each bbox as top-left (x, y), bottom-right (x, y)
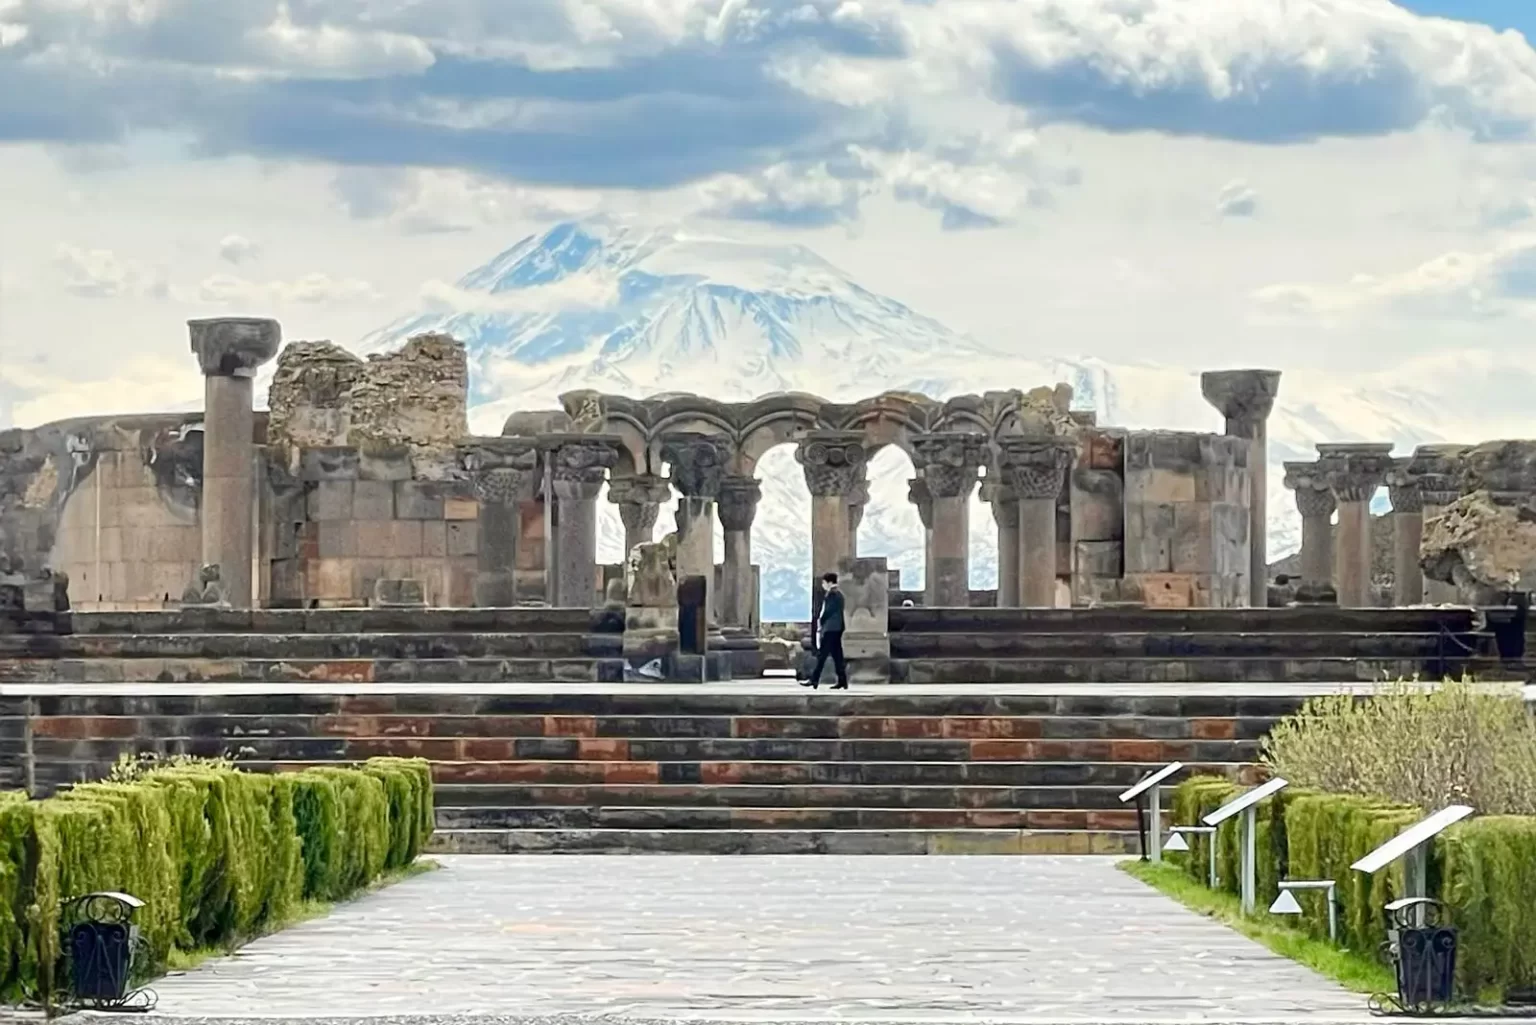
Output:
top-left (0, 607), bottom-right (626, 684)
top-left (2, 686), bottom-right (1283, 853)
top-left (889, 606), bottom-right (1508, 684)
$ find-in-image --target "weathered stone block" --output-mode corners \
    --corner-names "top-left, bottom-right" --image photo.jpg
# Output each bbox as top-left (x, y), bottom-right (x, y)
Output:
top-left (1130, 572), bottom-right (1193, 608)
top-left (444, 497), bottom-right (478, 521)
top-left (421, 521), bottom-right (447, 558)
top-left (394, 480), bottom-right (446, 520)
top-left (446, 521), bottom-right (477, 556)
top-left (1070, 468), bottom-right (1124, 541)
top-left (1123, 503), bottom-right (1174, 573)
top-left (372, 578), bottom-right (426, 608)
top-left (1171, 502), bottom-right (1213, 573)
top-left (307, 481), bottom-right (354, 521)
top-left (316, 520), bottom-right (357, 558)
top-left (357, 447), bottom-right (413, 482)
top-left (298, 446), bottom-right (361, 482)
top-left (1073, 540), bottom-right (1122, 578)
top-left (351, 480), bottom-right (395, 519)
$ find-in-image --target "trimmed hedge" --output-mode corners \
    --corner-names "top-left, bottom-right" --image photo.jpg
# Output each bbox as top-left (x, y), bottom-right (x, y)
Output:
top-left (0, 759), bottom-right (432, 1005)
top-left (1168, 776), bottom-right (1536, 1001)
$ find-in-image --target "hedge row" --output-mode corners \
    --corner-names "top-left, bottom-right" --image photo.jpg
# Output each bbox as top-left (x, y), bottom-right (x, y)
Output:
top-left (0, 758), bottom-right (432, 1004)
top-left (1169, 775), bottom-right (1536, 1001)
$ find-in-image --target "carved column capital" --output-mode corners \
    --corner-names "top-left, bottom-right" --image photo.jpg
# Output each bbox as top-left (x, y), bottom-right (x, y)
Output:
top-left (1386, 459), bottom-right (1424, 514)
top-left (907, 477), bottom-right (934, 529)
top-left (1407, 443), bottom-right (1470, 507)
top-left (608, 473), bottom-right (672, 509)
top-left (717, 475), bottom-right (762, 532)
top-left (1200, 369), bottom-right (1281, 434)
top-left (545, 433), bottom-right (621, 501)
top-left (796, 430), bottom-right (868, 498)
top-left (660, 431), bottom-right (732, 499)
top-left (189, 317), bottom-right (281, 377)
top-left (1283, 460), bottom-right (1336, 518)
top-left (997, 436), bottom-right (1075, 501)
top-left (982, 477), bottom-right (1020, 528)
top-left (457, 437), bottom-right (541, 505)
top-left (910, 432), bottom-right (985, 499)
top-left (1317, 442), bottom-right (1394, 503)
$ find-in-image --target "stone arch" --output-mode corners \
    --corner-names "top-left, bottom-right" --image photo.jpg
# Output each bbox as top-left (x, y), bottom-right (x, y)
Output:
top-left (746, 438), bottom-right (812, 623)
top-left (857, 442), bottom-right (925, 599)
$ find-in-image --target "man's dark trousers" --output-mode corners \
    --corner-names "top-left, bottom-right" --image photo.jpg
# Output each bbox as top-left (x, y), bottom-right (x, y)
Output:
top-left (810, 630), bottom-right (847, 687)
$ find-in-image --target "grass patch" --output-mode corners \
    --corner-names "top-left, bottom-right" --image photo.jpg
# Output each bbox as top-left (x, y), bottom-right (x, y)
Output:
top-left (163, 859), bottom-right (439, 974)
top-left (1120, 859), bottom-right (1395, 995)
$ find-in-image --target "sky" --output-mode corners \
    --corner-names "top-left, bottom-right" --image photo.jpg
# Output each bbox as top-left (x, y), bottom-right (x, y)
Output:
top-left (6, 0), bottom-right (1536, 431)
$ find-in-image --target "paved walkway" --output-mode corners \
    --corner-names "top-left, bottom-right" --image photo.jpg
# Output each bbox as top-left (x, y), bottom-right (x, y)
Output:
top-left (146, 856), bottom-right (1377, 1023)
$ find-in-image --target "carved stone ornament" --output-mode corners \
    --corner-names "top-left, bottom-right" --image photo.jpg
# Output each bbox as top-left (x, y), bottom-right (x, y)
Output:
top-left (1316, 442), bottom-right (1394, 503)
top-left (907, 477), bottom-right (934, 529)
top-left (1386, 459), bottom-right (1425, 514)
top-left (661, 432), bottom-right (732, 499)
top-left (910, 433), bottom-right (985, 499)
top-left (981, 477), bottom-right (1020, 528)
top-left (181, 563), bottom-right (229, 607)
top-left (546, 434), bottom-right (621, 501)
top-left (717, 475), bottom-right (763, 532)
top-left (1283, 460), bottom-right (1336, 519)
top-left (188, 317), bottom-right (281, 378)
top-left (1408, 444), bottom-right (1470, 507)
top-left (1200, 369), bottom-right (1281, 426)
top-left (998, 436), bottom-right (1075, 501)
top-left (796, 431), bottom-right (868, 498)
top-left (609, 474), bottom-right (671, 533)
top-left (457, 438), bottom-right (541, 505)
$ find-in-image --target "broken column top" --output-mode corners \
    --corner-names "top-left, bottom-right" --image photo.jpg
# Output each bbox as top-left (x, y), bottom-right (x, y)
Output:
top-left (998, 435), bottom-right (1076, 501)
top-left (1386, 457), bottom-right (1424, 513)
top-left (189, 317), bottom-right (281, 377)
top-left (1316, 442), bottom-right (1395, 502)
top-left (1200, 369), bottom-right (1281, 425)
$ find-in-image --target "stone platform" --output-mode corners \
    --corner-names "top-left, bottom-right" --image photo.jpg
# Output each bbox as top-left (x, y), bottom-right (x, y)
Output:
top-left (4, 680), bottom-right (1496, 855)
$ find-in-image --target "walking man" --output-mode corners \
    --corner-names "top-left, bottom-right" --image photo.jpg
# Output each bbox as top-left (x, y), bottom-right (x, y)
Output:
top-left (802, 571), bottom-right (848, 690)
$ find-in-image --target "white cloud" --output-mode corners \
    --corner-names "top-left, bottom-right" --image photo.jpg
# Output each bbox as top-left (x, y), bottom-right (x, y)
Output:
top-left (1217, 179), bottom-right (1258, 218)
top-left (52, 244), bottom-right (167, 299)
top-left (330, 168), bottom-right (599, 233)
top-left (417, 274), bottom-right (621, 316)
top-left (196, 272), bottom-right (381, 306)
top-left (218, 234), bottom-right (261, 265)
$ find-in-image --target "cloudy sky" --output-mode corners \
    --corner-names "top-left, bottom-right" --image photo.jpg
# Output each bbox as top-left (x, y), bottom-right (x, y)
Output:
top-left (6, 0), bottom-right (1536, 431)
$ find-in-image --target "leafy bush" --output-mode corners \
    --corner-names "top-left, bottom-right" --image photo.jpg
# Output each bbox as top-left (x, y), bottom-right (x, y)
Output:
top-left (1261, 678), bottom-right (1536, 814)
top-left (1441, 816), bottom-right (1536, 1000)
top-left (0, 758), bottom-right (432, 1005)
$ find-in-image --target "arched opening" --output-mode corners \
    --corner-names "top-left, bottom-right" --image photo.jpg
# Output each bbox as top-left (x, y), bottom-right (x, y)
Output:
top-left (749, 440), bottom-right (811, 625)
top-left (855, 443), bottom-right (923, 598)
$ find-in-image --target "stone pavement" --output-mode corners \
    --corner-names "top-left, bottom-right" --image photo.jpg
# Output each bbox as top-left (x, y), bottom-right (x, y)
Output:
top-left (145, 855), bottom-right (1381, 1023)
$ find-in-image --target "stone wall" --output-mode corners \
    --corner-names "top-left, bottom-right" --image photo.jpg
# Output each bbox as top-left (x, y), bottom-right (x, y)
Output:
top-left (1121, 431), bottom-right (1251, 608)
top-left (1070, 428), bottom-right (1126, 603)
top-left (2, 413), bottom-right (205, 608)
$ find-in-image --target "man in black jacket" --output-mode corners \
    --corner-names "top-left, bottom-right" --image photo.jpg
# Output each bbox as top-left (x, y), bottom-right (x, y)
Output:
top-left (802, 571), bottom-right (848, 689)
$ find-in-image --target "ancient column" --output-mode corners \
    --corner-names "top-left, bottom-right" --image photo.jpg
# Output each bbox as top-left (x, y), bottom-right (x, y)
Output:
top-left (661, 432), bottom-right (731, 621)
top-left (1317, 442), bottom-right (1394, 607)
top-left (1407, 444), bottom-right (1469, 604)
top-left (1001, 437), bottom-right (1075, 608)
top-left (458, 438), bottom-right (541, 607)
top-left (846, 477), bottom-right (870, 552)
top-left (1282, 460), bottom-right (1336, 599)
top-left (608, 474), bottom-right (671, 557)
top-left (188, 317), bottom-right (280, 608)
top-left (908, 476), bottom-right (934, 599)
top-left (1386, 459), bottom-right (1425, 606)
top-left (981, 477), bottom-right (1020, 607)
top-left (797, 431), bottom-right (868, 622)
top-left (717, 475), bottom-right (762, 630)
top-left (1201, 369), bottom-right (1282, 607)
top-left (546, 435), bottom-right (621, 608)
top-left (911, 433), bottom-right (986, 607)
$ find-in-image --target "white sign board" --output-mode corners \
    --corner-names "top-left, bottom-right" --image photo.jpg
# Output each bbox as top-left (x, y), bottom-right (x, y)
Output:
top-left (1202, 777), bottom-right (1289, 827)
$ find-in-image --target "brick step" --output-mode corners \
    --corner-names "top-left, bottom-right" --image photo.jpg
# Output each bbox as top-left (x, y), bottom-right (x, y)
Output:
top-left (68, 608), bottom-right (607, 635)
top-left (426, 827), bottom-right (1140, 855)
top-left (890, 656), bottom-right (1448, 684)
top-left (7, 692), bottom-right (1315, 719)
top-left (888, 631), bottom-right (1490, 659)
top-left (18, 712), bottom-right (1279, 742)
top-left (432, 805), bottom-right (1144, 831)
top-left (434, 783), bottom-right (1140, 810)
top-left (0, 633), bottom-right (615, 659)
top-left (416, 759), bottom-right (1253, 786)
top-left (20, 734), bottom-right (1257, 765)
top-left (0, 657), bottom-right (627, 684)
top-left (889, 607), bottom-right (1481, 634)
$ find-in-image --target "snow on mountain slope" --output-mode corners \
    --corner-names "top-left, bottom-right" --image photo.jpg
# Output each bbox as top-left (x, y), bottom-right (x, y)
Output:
top-left (361, 217), bottom-right (1536, 621)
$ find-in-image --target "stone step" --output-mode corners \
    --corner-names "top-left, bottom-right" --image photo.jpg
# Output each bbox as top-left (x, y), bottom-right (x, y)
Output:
top-left (417, 759), bottom-right (1252, 787)
top-left (889, 606), bottom-right (1481, 634)
top-left (432, 804), bottom-right (1143, 831)
top-left (67, 607), bottom-right (609, 635)
top-left (434, 783), bottom-right (1138, 810)
top-left (14, 711), bottom-right (1279, 742)
top-left (890, 656), bottom-right (1450, 684)
top-left (0, 632), bottom-right (614, 659)
top-left (888, 631), bottom-right (1490, 659)
top-left (426, 827), bottom-right (1140, 855)
top-left (0, 657), bottom-right (627, 684)
top-left (6, 691), bottom-right (1315, 719)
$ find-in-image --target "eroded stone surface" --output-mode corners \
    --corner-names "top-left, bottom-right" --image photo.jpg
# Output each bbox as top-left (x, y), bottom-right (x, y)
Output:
top-left (1422, 489), bottom-right (1536, 599)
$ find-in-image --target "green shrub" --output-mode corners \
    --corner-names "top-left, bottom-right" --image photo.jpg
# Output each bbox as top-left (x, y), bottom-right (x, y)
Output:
top-left (0, 760), bottom-right (423, 1007)
top-left (1262, 678), bottom-right (1536, 814)
top-left (1169, 776), bottom-right (1237, 887)
top-left (1440, 816), bottom-right (1536, 1001)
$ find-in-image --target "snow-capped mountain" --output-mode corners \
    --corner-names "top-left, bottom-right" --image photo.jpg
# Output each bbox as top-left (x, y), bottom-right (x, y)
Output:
top-left (363, 216), bottom-right (1536, 621)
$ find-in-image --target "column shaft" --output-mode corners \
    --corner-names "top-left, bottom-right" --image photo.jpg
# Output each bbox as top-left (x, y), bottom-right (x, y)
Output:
top-left (1300, 512), bottom-right (1334, 586)
top-left (1201, 370), bottom-right (1281, 608)
top-left (1335, 500), bottom-right (1371, 607)
top-left (1318, 443), bottom-right (1393, 609)
top-left (997, 515), bottom-right (1020, 607)
top-left (1393, 511), bottom-right (1424, 606)
top-left (202, 374), bottom-right (256, 607)
top-left (928, 495), bottom-right (970, 606)
top-left (1018, 497), bottom-right (1057, 607)
top-left (475, 500), bottom-right (519, 607)
top-left (722, 529), bottom-right (753, 628)
top-left (554, 495), bottom-right (598, 607)
top-left (676, 496), bottom-right (717, 622)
